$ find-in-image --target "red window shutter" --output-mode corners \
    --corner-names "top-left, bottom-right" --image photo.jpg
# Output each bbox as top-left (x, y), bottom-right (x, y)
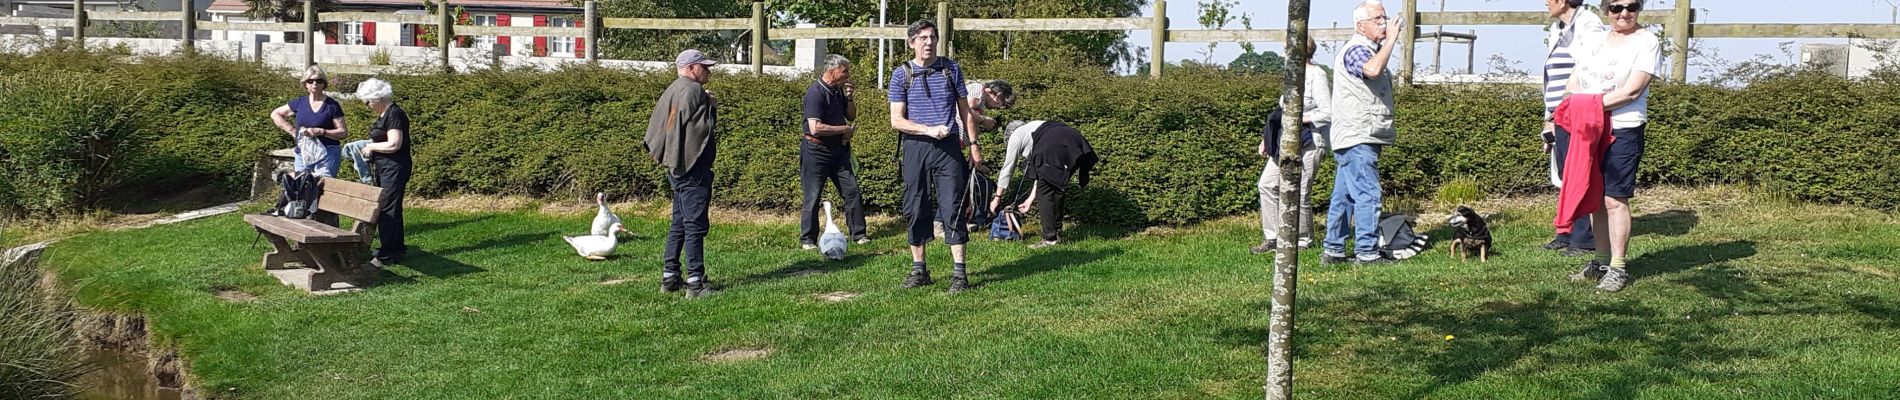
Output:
top-left (413, 24), bottom-right (425, 47)
top-left (324, 23), bottom-right (338, 44)
top-left (495, 14), bottom-right (512, 49)
top-left (532, 15), bottom-right (547, 56)
top-left (362, 22), bottom-right (376, 45)
top-left (573, 18), bottom-right (584, 58)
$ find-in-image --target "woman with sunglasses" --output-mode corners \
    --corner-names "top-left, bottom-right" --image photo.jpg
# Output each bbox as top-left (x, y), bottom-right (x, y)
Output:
top-left (1562, 0), bottom-right (1659, 292)
top-left (269, 66), bottom-right (349, 178)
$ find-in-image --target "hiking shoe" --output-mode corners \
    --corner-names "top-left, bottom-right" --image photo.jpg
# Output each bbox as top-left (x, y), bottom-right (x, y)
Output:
top-left (1297, 238), bottom-right (1313, 249)
top-left (1596, 268), bottom-right (1630, 292)
top-left (661, 275), bottom-right (684, 293)
top-left (686, 279), bottom-right (721, 298)
top-left (1320, 253), bottom-right (1353, 265)
top-left (1030, 240), bottom-right (1060, 249)
top-left (855, 237), bottom-right (872, 245)
top-left (1567, 261), bottom-right (1606, 282)
top-left (1560, 247), bottom-right (1597, 258)
top-left (902, 271), bottom-right (934, 288)
top-left (1250, 240), bottom-right (1277, 254)
top-left (1543, 238), bottom-right (1570, 251)
top-left (801, 243), bottom-right (817, 250)
top-left (947, 275), bottom-right (971, 293)
top-left (1354, 257), bottom-right (1393, 266)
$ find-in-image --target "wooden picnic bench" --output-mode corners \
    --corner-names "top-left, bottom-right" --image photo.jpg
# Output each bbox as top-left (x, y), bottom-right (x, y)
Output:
top-left (242, 177), bottom-right (384, 292)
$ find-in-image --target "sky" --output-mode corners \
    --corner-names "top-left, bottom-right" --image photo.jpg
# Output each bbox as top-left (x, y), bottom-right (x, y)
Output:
top-left (1121, 0), bottom-right (1900, 81)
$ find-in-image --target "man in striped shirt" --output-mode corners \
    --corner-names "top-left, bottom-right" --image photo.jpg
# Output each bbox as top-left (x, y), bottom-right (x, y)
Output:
top-left (1542, 0), bottom-right (1604, 256)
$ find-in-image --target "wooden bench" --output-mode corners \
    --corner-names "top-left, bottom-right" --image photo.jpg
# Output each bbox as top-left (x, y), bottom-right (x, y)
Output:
top-left (242, 177), bottom-right (384, 292)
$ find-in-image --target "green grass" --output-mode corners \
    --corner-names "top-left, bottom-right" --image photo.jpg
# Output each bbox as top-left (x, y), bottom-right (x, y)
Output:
top-left (37, 188), bottom-right (1900, 399)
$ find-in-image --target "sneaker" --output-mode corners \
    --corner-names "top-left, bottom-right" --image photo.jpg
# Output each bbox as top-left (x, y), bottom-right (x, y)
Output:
top-left (1250, 240), bottom-right (1277, 254)
top-left (1297, 238), bottom-right (1313, 249)
top-left (1596, 267), bottom-right (1630, 292)
top-left (1543, 239), bottom-right (1569, 251)
top-left (686, 279), bottom-right (721, 298)
top-left (1320, 253), bottom-right (1352, 265)
top-left (1030, 240), bottom-right (1059, 249)
top-left (902, 271), bottom-right (934, 288)
top-left (947, 275), bottom-right (971, 293)
top-left (1560, 247), bottom-right (1597, 258)
top-left (660, 275), bottom-right (684, 293)
top-left (855, 237), bottom-right (872, 245)
top-left (1354, 256), bottom-right (1393, 266)
top-left (1567, 261), bottom-right (1606, 282)
top-left (801, 243), bottom-right (817, 250)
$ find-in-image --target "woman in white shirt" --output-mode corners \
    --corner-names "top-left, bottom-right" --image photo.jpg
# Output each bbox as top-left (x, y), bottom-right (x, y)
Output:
top-left (1254, 35), bottom-right (1330, 254)
top-left (1563, 0), bottom-right (1659, 292)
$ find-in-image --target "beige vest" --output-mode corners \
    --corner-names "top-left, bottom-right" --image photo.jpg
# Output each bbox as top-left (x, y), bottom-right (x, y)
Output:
top-left (1329, 35), bottom-right (1397, 151)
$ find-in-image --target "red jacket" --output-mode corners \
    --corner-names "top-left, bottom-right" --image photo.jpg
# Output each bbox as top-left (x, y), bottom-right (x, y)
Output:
top-left (1553, 94), bottom-right (1611, 234)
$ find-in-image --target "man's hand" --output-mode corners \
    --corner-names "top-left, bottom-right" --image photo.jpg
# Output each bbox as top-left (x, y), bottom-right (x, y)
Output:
top-left (842, 81), bottom-right (854, 99)
top-left (358, 145), bottom-right (373, 158)
top-left (989, 197), bottom-right (1002, 213)
top-left (1383, 16), bottom-right (1403, 46)
top-left (1015, 201), bottom-right (1031, 214)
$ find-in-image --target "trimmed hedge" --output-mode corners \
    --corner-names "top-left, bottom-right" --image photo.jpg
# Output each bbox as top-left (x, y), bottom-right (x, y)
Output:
top-left (2, 52), bottom-right (1895, 225)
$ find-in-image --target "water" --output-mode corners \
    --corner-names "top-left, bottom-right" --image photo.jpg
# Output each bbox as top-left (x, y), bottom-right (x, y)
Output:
top-left (78, 347), bottom-right (181, 400)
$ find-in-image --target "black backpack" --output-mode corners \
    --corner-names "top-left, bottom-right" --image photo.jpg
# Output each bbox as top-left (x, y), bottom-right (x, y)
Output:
top-left (271, 170), bottom-right (323, 219)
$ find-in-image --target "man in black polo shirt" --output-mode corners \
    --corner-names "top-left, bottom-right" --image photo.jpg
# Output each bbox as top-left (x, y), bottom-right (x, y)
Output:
top-left (799, 54), bottom-right (870, 249)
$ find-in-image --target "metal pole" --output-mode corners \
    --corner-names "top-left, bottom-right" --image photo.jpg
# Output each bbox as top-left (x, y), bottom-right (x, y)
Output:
top-left (584, 0), bottom-right (597, 63)
top-left (878, 0), bottom-right (887, 89)
top-left (1432, 0), bottom-right (1443, 74)
top-left (303, 0), bottom-right (314, 67)
top-left (1467, 29), bottom-right (1475, 74)
top-left (438, 0), bottom-right (451, 72)
top-left (1669, 0), bottom-right (1692, 83)
top-left (1398, 0), bottom-right (1417, 85)
top-left (1150, 0), bottom-right (1166, 79)
top-left (180, 0), bottom-right (195, 55)
top-left (937, 2), bottom-right (951, 59)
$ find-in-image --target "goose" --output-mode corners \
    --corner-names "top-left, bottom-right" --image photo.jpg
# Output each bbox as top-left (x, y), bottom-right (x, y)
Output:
top-left (591, 192), bottom-right (621, 237)
top-left (819, 201), bottom-right (847, 260)
top-left (564, 223), bottom-right (627, 260)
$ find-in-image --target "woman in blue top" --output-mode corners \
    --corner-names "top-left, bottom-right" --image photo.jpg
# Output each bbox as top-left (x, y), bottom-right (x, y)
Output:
top-left (269, 66), bottom-right (350, 177)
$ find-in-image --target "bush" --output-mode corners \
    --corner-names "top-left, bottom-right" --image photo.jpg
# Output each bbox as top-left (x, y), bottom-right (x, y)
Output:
top-left (2, 51), bottom-right (1896, 225)
top-left (0, 74), bottom-right (149, 218)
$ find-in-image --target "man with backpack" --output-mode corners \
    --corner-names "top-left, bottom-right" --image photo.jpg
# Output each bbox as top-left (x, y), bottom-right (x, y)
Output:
top-left (888, 20), bottom-right (978, 293)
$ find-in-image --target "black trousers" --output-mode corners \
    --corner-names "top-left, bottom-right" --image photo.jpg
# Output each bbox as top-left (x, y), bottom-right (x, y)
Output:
top-left (1553, 127), bottom-right (1596, 250)
top-left (899, 139), bottom-right (969, 246)
top-left (370, 161), bottom-right (410, 261)
top-left (798, 143), bottom-right (867, 244)
top-left (1034, 178), bottom-right (1066, 242)
top-left (664, 165), bottom-right (714, 281)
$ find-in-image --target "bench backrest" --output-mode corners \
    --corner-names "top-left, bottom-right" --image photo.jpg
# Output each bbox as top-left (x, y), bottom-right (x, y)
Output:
top-left (318, 177), bottom-right (383, 224)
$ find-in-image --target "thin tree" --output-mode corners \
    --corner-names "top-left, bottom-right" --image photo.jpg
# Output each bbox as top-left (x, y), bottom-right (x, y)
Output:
top-left (1266, 0), bottom-right (1310, 399)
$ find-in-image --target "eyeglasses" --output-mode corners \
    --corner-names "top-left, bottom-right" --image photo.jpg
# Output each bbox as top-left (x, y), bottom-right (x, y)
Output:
top-left (1606, 3), bottom-right (1642, 14)
top-left (1356, 15), bottom-right (1388, 23)
top-left (304, 79), bottom-right (327, 85)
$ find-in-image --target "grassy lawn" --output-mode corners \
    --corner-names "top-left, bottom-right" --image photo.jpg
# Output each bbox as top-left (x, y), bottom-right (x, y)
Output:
top-left (38, 187), bottom-right (1900, 399)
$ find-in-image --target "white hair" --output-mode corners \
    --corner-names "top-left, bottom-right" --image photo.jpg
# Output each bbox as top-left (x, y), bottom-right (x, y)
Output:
top-left (303, 65), bottom-right (326, 81)
top-left (1352, 0), bottom-right (1385, 22)
top-left (823, 54), bottom-right (851, 72)
top-left (355, 78), bottom-right (394, 102)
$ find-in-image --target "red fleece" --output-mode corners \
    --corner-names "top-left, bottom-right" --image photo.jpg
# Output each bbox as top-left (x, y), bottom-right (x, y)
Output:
top-left (1554, 94), bottom-right (1611, 234)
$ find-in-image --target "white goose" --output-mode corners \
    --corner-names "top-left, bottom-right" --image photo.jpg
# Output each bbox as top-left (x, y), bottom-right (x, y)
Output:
top-left (564, 223), bottom-right (627, 260)
top-left (819, 201), bottom-right (847, 260)
top-left (591, 192), bottom-right (621, 237)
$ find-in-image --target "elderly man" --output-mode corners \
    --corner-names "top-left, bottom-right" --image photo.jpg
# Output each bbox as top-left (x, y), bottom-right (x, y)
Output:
top-left (1322, 0), bottom-right (1402, 265)
top-left (645, 49), bottom-right (721, 298)
top-left (798, 54), bottom-right (871, 250)
top-left (1541, 0), bottom-right (1605, 257)
top-left (889, 20), bottom-right (977, 293)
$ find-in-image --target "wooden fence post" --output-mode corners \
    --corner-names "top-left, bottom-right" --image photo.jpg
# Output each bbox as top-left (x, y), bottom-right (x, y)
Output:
top-left (1670, 0), bottom-right (1693, 83)
top-left (438, 0), bottom-right (452, 72)
top-left (751, 1), bottom-right (764, 74)
top-left (584, 0), bottom-right (598, 63)
top-left (937, 2), bottom-right (952, 59)
top-left (71, 0), bottom-right (84, 48)
top-left (303, 0), bottom-right (314, 67)
top-left (1151, 0), bottom-right (1166, 79)
top-left (1398, 0), bottom-right (1417, 85)
top-left (180, 0), bottom-right (195, 55)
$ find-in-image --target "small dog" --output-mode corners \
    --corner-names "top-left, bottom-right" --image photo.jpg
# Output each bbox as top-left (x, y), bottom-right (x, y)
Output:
top-left (1446, 206), bottom-right (1493, 263)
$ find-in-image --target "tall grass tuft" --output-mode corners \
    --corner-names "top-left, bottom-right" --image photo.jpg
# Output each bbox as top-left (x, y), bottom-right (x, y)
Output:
top-left (0, 245), bottom-right (89, 400)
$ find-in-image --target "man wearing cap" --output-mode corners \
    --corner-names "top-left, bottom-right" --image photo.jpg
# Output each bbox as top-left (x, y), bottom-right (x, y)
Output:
top-left (645, 49), bottom-right (721, 298)
top-left (888, 20), bottom-right (977, 293)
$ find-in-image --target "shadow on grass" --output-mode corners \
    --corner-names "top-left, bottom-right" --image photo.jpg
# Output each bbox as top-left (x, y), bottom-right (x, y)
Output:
top-left (407, 214), bottom-right (499, 234)
top-left (396, 249), bottom-right (486, 279)
top-left (1633, 209), bottom-right (1698, 237)
top-left (733, 251), bottom-right (889, 287)
top-left (429, 231), bottom-right (558, 258)
top-left (976, 247), bottom-right (1122, 286)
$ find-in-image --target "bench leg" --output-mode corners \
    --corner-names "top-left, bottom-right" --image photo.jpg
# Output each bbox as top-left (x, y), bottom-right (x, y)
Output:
top-left (303, 243), bottom-right (366, 291)
top-left (256, 228), bottom-right (300, 270)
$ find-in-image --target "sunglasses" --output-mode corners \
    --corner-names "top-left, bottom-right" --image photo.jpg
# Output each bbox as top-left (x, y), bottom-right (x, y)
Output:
top-left (1606, 3), bottom-right (1642, 14)
top-left (304, 79), bottom-right (327, 85)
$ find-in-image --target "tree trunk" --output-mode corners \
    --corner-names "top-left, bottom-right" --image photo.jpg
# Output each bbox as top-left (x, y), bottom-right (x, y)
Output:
top-left (1266, 0), bottom-right (1311, 399)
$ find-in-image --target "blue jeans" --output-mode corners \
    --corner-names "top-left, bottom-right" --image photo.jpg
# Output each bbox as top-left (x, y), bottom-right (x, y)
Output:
top-left (292, 144), bottom-right (342, 177)
top-left (1325, 144), bottom-right (1383, 260)
top-left (343, 140), bottom-right (375, 183)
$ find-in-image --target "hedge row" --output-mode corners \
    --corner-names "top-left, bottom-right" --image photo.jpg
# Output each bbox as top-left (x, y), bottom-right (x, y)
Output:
top-left (2, 50), bottom-right (1895, 224)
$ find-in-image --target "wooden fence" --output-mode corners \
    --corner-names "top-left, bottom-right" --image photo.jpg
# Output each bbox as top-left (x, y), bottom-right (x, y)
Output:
top-left (5, 0), bottom-right (1900, 82)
